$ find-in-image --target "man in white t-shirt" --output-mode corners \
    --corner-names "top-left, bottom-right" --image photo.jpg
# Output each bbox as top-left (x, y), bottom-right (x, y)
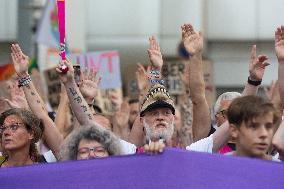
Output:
top-left (136, 83), bottom-right (229, 154)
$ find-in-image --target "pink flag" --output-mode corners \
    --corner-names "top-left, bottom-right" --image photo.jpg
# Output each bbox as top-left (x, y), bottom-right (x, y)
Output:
top-left (57, 0), bottom-right (66, 60)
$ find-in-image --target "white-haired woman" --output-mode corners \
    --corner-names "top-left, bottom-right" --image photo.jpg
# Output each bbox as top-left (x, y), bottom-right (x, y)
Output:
top-left (61, 124), bottom-right (122, 160)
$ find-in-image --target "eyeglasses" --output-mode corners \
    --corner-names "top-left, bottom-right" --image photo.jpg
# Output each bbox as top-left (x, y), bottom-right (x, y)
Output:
top-left (0, 123), bottom-right (25, 134)
top-left (215, 109), bottom-right (228, 118)
top-left (77, 146), bottom-right (107, 158)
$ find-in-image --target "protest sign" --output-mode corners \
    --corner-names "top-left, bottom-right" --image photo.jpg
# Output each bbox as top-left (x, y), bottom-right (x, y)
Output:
top-left (44, 68), bottom-right (61, 108)
top-left (44, 50), bottom-right (122, 109)
top-left (94, 88), bottom-right (123, 115)
top-left (69, 51), bottom-right (121, 89)
top-left (162, 58), bottom-right (186, 95)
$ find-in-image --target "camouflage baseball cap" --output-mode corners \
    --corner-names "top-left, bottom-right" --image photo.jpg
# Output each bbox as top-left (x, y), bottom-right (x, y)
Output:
top-left (140, 84), bottom-right (175, 116)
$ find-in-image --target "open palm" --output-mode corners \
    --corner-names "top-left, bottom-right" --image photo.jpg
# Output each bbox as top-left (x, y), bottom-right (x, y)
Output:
top-left (135, 63), bottom-right (149, 91)
top-left (11, 44), bottom-right (29, 77)
top-left (147, 36), bottom-right (163, 70)
top-left (113, 98), bottom-right (130, 129)
top-left (79, 68), bottom-right (101, 100)
top-left (181, 24), bottom-right (203, 56)
top-left (275, 26), bottom-right (284, 61)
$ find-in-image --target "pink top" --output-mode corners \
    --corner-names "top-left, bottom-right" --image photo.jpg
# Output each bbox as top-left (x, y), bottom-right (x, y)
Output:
top-left (219, 144), bottom-right (233, 154)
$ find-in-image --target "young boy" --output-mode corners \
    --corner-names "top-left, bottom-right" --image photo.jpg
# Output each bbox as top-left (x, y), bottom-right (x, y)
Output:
top-left (227, 95), bottom-right (281, 161)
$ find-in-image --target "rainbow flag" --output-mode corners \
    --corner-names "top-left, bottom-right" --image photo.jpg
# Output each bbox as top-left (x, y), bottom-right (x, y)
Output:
top-left (0, 59), bottom-right (38, 81)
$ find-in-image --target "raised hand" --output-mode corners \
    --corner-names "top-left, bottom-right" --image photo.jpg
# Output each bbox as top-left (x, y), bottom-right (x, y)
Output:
top-left (10, 44), bottom-right (29, 78)
top-left (112, 97), bottom-right (130, 129)
top-left (3, 79), bottom-right (29, 109)
top-left (264, 80), bottom-right (281, 105)
top-left (135, 63), bottom-right (149, 91)
top-left (109, 91), bottom-right (123, 112)
top-left (249, 45), bottom-right (269, 81)
top-left (275, 26), bottom-right (284, 61)
top-left (79, 67), bottom-right (101, 101)
top-left (181, 23), bottom-right (203, 56)
top-left (147, 36), bottom-right (163, 70)
top-left (56, 59), bottom-right (74, 84)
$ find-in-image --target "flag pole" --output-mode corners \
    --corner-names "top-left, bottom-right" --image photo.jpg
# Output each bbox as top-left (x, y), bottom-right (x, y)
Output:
top-left (57, 0), bottom-right (68, 73)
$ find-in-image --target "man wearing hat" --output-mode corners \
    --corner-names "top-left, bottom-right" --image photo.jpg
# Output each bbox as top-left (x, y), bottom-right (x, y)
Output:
top-left (139, 84), bottom-right (175, 145)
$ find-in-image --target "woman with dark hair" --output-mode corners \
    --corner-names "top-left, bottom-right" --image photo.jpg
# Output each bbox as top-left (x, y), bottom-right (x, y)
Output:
top-left (0, 108), bottom-right (45, 167)
top-left (61, 123), bottom-right (122, 160)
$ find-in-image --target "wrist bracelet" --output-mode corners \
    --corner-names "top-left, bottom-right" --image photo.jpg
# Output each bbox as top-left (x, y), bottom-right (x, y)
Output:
top-left (150, 79), bottom-right (164, 85)
top-left (18, 75), bottom-right (32, 88)
top-left (149, 70), bottom-right (161, 75)
top-left (148, 70), bottom-right (161, 80)
top-left (247, 77), bottom-right (262, 86)
top-left (148, 69), bottom-right (162, 83)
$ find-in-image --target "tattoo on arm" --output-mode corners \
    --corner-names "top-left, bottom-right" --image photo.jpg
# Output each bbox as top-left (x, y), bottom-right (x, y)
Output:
top-left (31, 91), bottom-right (35, 96)
top-left (74, 96), bottom-right (82, 103)
top-left (69, 87), bottom-right (77, 96)
top-left (68, 87), bottom-right (92, 120)
top-left (36, 100), bottom-right (40, 103)
top-left (87, 114), bottom-right (92, 120)
top-left (81, 105), bottom-right (88, 112)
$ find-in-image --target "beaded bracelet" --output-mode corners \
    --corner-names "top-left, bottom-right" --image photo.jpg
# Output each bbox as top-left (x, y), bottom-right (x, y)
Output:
top-left (18, 75), bottom-right (32, 88)
top-left (148, 70), bottom-right (164, 85)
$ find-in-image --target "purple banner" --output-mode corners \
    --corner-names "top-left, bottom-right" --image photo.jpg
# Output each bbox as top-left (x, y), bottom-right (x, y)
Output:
top-left (0, 148), bottom-right (283, 189)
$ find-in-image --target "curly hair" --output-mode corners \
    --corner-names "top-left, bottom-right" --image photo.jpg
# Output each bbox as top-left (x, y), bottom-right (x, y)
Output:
top-left (60, 123), bottom-right (123, 160)
top-left (0, 108), bottom-right (44, 162)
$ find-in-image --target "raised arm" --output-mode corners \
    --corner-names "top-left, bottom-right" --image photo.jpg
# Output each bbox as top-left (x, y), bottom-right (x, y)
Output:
top-left (54, 84), bottom-right (71, 138)
top-left (129, 37), bottom-right (164, 145)
top-left (242, 45), bottom-right (269, 96)
top-left (79, 67), bottom-right (101, 106)
top-left (3, 79), bottom-right (29, 110)
top-left (128, 63), bottom-right (148, 146)
top-left (56, 60), bottom-right (95, 125)
top-left (275, 25), bottom-right (284, 106)
top-left (11, 44), bottom-right (63, 159)
top-left (147, 36), bottom-right (163, 73)
top-left (111, 95), bottom-right (130, 140)
top-left (181, 23), bottom-right (210, 142)
top-left (272, 120), bottom-right (284, 159)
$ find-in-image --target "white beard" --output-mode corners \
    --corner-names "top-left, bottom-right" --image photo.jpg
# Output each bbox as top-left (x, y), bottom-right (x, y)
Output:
top-left (143, 120), bottom-right (174, 142)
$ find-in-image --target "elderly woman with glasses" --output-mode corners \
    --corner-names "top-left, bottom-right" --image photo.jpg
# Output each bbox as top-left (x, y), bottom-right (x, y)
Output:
top-left (61, 123), bottom-right (122, 160)
top-left (0, 108), bottom-right (45, 167)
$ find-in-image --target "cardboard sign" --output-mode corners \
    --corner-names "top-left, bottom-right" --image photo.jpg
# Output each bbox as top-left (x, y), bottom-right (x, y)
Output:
top-left (44, 68), bottom-right (61, 108)
top-left (94, 88), bottom-right (123, 115)
top-left (69, 51), bottom-right (121, 89)
top-left (45, 50), bottom-right (122, 90)
top-left (44, 50), bottom-right (122, 109)
top-left (162, 58), bottom-right (216, 107)
top-left (162, 59), bottom-right (186, 95)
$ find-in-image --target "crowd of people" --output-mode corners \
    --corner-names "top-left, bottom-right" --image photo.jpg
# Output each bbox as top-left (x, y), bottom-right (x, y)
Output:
top-left (0, 23), bottom-right (284, 168)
